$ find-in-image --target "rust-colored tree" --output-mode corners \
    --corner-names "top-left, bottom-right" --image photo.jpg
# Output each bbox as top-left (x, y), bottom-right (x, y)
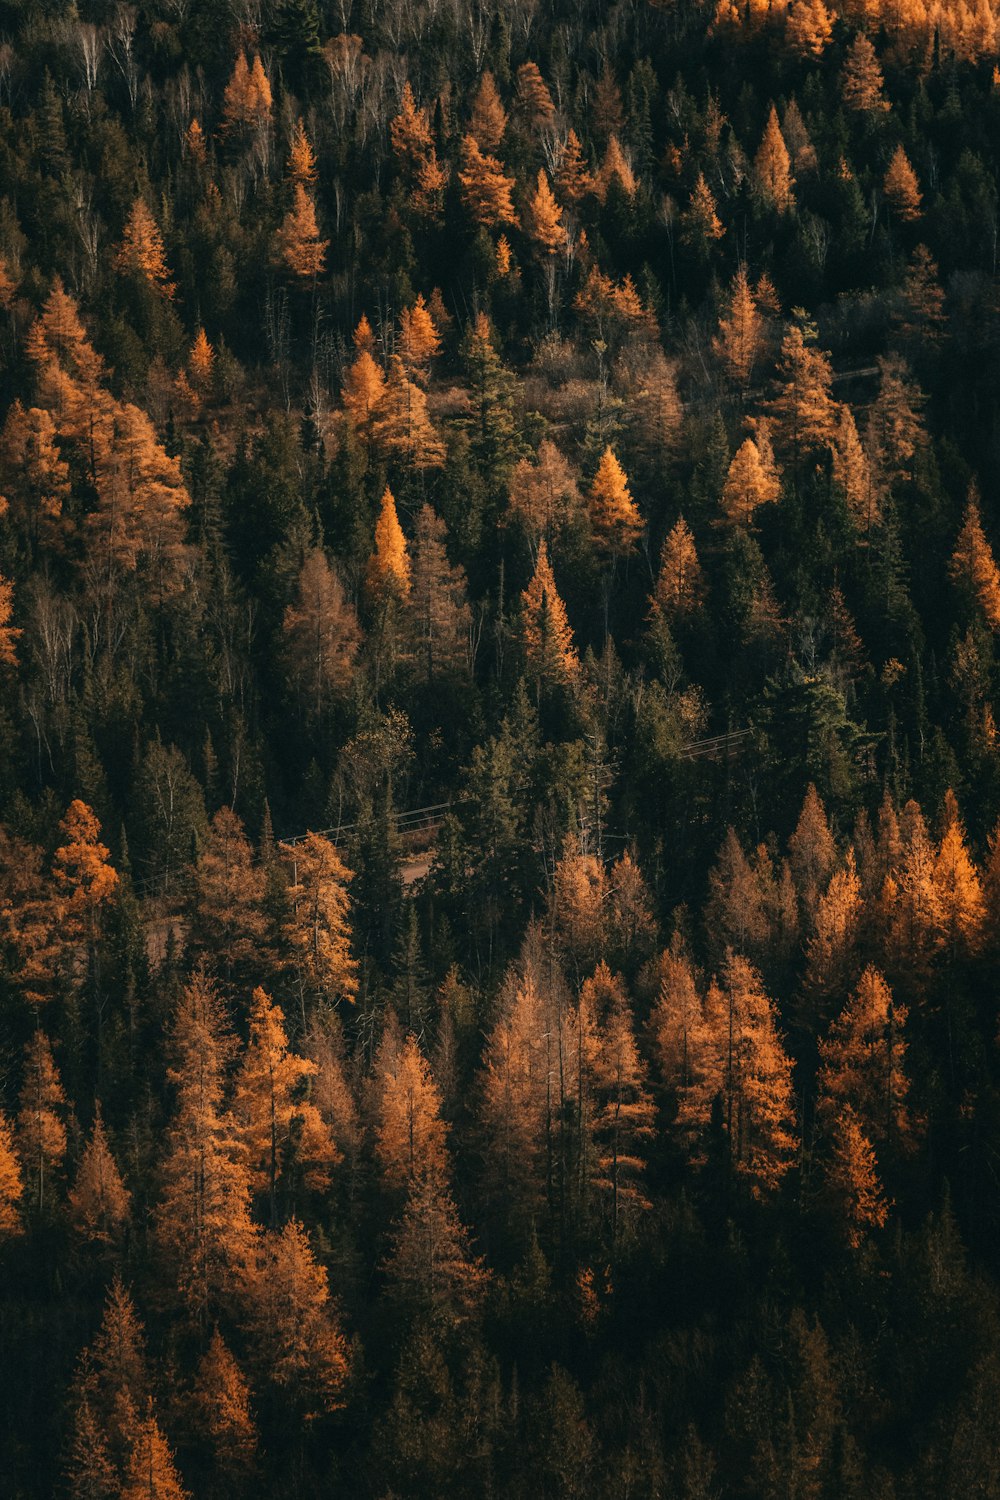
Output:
top-left (279, 831), bottom-right (359, 1010)
top-left (283, 550), bottom-right (361, 719)
top-left (68, 1107), bottom-right (131, 1245)
top-left (16, 1029), bottom-right (67, 1217)
top-left (375, 1027), bottom-right (450, 1191)
top-left (520, 540), bottom-right (580, 691)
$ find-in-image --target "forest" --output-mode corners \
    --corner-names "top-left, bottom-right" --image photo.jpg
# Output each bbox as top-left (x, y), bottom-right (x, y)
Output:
top-left (3, 0), bottom-right (1000, 1492)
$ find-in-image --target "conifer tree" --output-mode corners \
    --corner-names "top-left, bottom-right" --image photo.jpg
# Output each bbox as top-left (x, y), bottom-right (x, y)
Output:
top-left (189, 327), bottom-right (215, 390)
top-left (786, 0), bottom-right (833, 56)
top-left (375, 1028), bottom-right (450, 1191)
top-left (520, 540), bottom-right (580, 689)
top-left (587, 968), bottom-right (655, 1240)
top-left (384, 1174), bottom-right (487, 1323)
top-left (714, 265), bottom-right (763, 389)
top-left (842, 33), bottom-right (889, 113)
top-left (588, 447), bottom-right (643, 557)
top-left (515, 61), bottom-right (555, 126)
top-left (506, 440), bottom-right (583, 551)
top-left (68, 1107), bottom-right (130, 1244)
top-left (594, 135), bottom-right (637, 200)
top-left (556, 129), bottom-right (594, 204)
top-left (120, 1401), bottom-right (189, 1500)
top-left (233, 988), bottom-right (339, 1217)
top-left (341, 347), bottom-right (387, 433)
top-left (187, 807), bottom-right (267, 990)
top-left (282, 550), bottom-right (361, 718)
top-left (405, 505), bottom-right (471, 681)
top-left (280, 831), bottom-right (359, 1010)
top-left (0, 1112), bottom-right (23, 1239)
top-left (457, 136), bottom-right (517, 227)
top-left (366, 485), bottom-right (411, 602)
top-left (524, 170), bottom-right (567, 255)
top-left (470, 71), bottom-right (508, 150)
top-left (816, 965), bottom-right (913, 1154)
top-left (832, 406), bottom-right (879, 532)
top-left (650, 516), bottom-right (706, 618)
top-left (823, 1107), bottom-right (889, 1248)
top-left (720, 437), bottom-right (781, 525)
top-left (115, 199), bottom-right (175, 297)
top-left (681, 172), bottom-right (725, 249)
top-left (768, 321), bottom-right (839, 461)
top-left (883, 144), bottom-right (922, 220)
top-left (275, 184), bottom-right (327, 280)
top-left (949, 491), bottom-right (1000, 630)
top-left (190, 1330), bottom-right (257, 1476)
top-left (398, 293), bottom-right (441, 374)
top-left (372, 356), bottom-right (447, 468)
top-left (754, 105), bottom-right (795, 210)
top-left (934, 788), bottom-right (985, 957)
top-left (17, 1029), bottom-right (67, 1217)
top-left (286, 120), bottom-right (318, 183)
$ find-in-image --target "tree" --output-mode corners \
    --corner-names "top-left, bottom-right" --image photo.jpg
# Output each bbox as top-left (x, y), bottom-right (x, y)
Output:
top-left (154, 973), bottom-right (258, 1323)
top-left (822, 1107), bottom-right (889, 1248)
top-left (0, 400), bottom-right (71, 552)
top-left (934, 788), bottom-right (985, 957)
top-left (188, 808), bottom-right (267, 991)
top-left (703, 952), bottom-right (798, 1196)
top-left (115, 199), bottom-right (175, 297)
top-left (372, 356), bottom-right (446, 468)
top-left (405, 505), bottom-right (471, 681)
top-left (594, 135), bottom-right (637, 199)
top-left (233, 987), bottom-right (339, 1218)
top-left (556, 129), bottom-right (594, 204)
top-left (68, 1107), bottom-right (130, 1244)
top-left (222, 52), bottom-right (272, 131)
top-left (714, 265), bottom-right (763, 389)
top-left (883, 144), bottom-right (922, 221)
top-left (242, 1219), bottom-right (349, 1416)
top-left (785, 0), bottom-right (833, 56)
top-left (842, 33), bottom-right (889, 113)
top-left (190, 1330), bottom-right (256, 1477)
top-left (0, 1113), bottom-right (23, 1240)
top-left (650, 516), bottom-right (706, 618)
top-left (520, 540), bottom-right (580, 690)
top-left (189, 327), bottom-right (215, 390)
top-left (588, 447), bottom-right (643, 557)
top-left (506, 440), bottom-right (583, 551)
top-left (341, 347), bottom-right (386, 433)
top-left (800, 851), bottom-right (863, 1029)
top-left (788, 783), bottom-right (838, 918)
top-left (275, 184), bottom-right (327, 279)
top-left (681, 172), bottom-right (724, 249)
top-left (280, 832), bottom-right (358, 1010)
top-left (949, 491), bottom-right (1000, 630)
top-left (120, 1401), bottom-right (189, 1500)
top-left (586, 967), bottom-right (655, 1241)
top-left (515, 61), bottom-right (555, 126)
top-left (894, 244), bottom-right (946, 348)
top-left (286, 119), bottom-right (318, 183)
top-left (524, 170), bottom-right (567, 255)
top-left (457, 136), bottom-right (517, 227)
top-left (390, 83), bottom-right (448, 218)
top-left (720, 437), bottom-right (781, 525)
top-left (768, 321), bottom-right (838, 461)
top-left (470, 71), bottom-right (507, 150)
top-left (754, 105), bottom-right (794, 211)
top-left (375, 1028), bottom-right (449, 1191)
top-left (366, 485), bottom-right (411, 602)
top-left (17, 1029), bottom-right (67, 1216)
top-left (0, 573), bottom-right (21, 666)
top-left (816, 966), bottom-right (913, 1154)
top-left (832, 406), bottom-right (879, 532)
top-left (398, 294), bottom-right (440, 375)
top-left (282, 549), bottom-right (361, 719)
top-left (648, 942), bottom-right (715, 1127)
top-left (865, 354), bottom-right (925, 488)
top-left (384, 1175), bottom-right (487, 1323)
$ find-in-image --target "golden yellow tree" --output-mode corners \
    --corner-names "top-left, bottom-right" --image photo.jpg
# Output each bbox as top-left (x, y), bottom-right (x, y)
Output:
top-left (720, 436), bottom-right (781, 525)
top-left (280, 831), bottom-right (359, 1009)
top-left (275, 184), bottom-right (328, 279)
top-left (842, 33), bottom-right (889, 113)
top-left (0, 574), bottom-right (21, 666)
top-left (68, 1108), bottom-right (131, 1244)
top-left (286, 120), bottom-right (318, 183)
top-left (520, 539), bottom-right (580, 689)
top-left (753, 105), bottom-right (794, 211)
top-left (17, 1030), bottom-right (67, 1216)
top-left (556, 129), bottom-right (594, 204)
top-left (470, 71), bottom-right (508, 149)
top-left (832, 405), bottom-right (879, 531)
top-left (375, 1028), bottom-right (450, 1190)
top-left (457, 135), bottom-right (517, 227)
top-left (341, 347), bottom-right (386, 433)
top-left (949, 490), bottom-right (1000, 630)
top-left (588, 446), bottom-right (643, 557)
top-left (366, 485), bottom-right (411, 602)
top-left (934, 788), bottom-right (985, 957)
top-left (398, 292), bottom-right (441, 374)
top-left (222, 52), bottom-right (272, 131)
top-left (883, 144), bottom-right (922, 221)
top-left (372, 355), bottom-right (447, 468)
top-left (0, 1113), bottom-right (23, 1240)
top-left (115, 198), bottom-right (175, 297)
top-left (650, 516), bottom-right (706, 618)
top-left (189, 327), bottom-right (215, 390)
top-left (523, 169), bottom-right (567, 255)
top-left (506, 439), bottom-right (583, 549)
top-left (681, 172), bottom-right (725, 249)
top-left (515, 61), bottom-right (555, 126)
top-left (594, 135), bottom-right (637, 200)
top-left (768, 321), bottom-right (839, 460)
top-left (785, 0), bottom-right (834, 56)
top-left (816, 965), bottom-right (913, 1154)
top-left (714, 265), bottom-right (763, 389)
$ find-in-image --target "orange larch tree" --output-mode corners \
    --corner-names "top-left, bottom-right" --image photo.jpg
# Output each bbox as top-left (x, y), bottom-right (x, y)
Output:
top-left (283, 549), bottom-right (361, 720)
top-left (0, 1112), bottom-right (23, 1240)
top-left (556, 129), bottom-right (594, 204)
top-left (286, 119), bottom-right (318, 183)
top-left (375, 1027), bottom-right (450, 1191)
top-left (457, 136), bottom-right (517, 228)
top-left (714, 265), bottom-right (763, 389)
top-left (115, 198), bottom-right (176, 297)
top-left (275, 184), bottom-right (328, 280)
top-left (398, 293), bottom-right (441, 375)
top-left (120, 1401), bottom-right (189, 1500)
top-left (588, 446), bottom-right (643, 557)
top-left (681, 172), bottom-right (725, 250)
top-left (383, 1174), bottom-right (487, 1323)
top-left (823, 1106), bottom-right (889, 1248)
top-left (506, 439), bottom-right (583, 553)
top-left (279, 831), bottom-right (358, 1012)
top-left (520, 539), bottom-right (580, 690)
top-left (753, 105), bottom-right (795, 210)
top-left (650, 516), bottom-right (706, 619)
top-left (404, 505), bottom-right (471, 682)
top-left (883, 144), bottom-right (922, 221)
top-left (949, 490), bottom-right (1000, 630)
top-left (523, 169), bottom-right (567, 256)
top-left (816, 965), bottom-right (913, 1156)
top-left (515, 61), bottom-right (555, 127)
top-left (16, 1029), bottom-right (67, 1217)
top-left (470, 71), bottom-right (508, 150)
top-left (68, 1107), bottom-right (131, 1245)
top-left (189, 327), bottom-right (215, 390)
top-left (187, 807), bottom-right (267, 991)
top-left (372, 355), bottom-right (447, 469)
top-left (934, 788), bottom-right (985, 958)
top-left (366, 485), bottom-right (412, 603)
top-left (594, 135), bottom-right (637, 200)
top-left (190, 1329), bottom-right (257, 1478)
top-left (842, 33), bottom-right (889, 113)
top-left (785, 0), bottom-right (834, 57)
top-left (720, 436), bottom-right (781, 525)
top-left (768, 320), bottom-right (839, 463)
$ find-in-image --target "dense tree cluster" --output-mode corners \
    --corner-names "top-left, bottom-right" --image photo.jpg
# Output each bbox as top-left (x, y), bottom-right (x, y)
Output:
top-left (4, 0), bottom-right (1000, 1492)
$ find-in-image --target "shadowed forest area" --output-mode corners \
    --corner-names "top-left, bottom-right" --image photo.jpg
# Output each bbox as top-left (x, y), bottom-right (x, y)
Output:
top-left (4, 0), bottom-right (1000, 1493)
